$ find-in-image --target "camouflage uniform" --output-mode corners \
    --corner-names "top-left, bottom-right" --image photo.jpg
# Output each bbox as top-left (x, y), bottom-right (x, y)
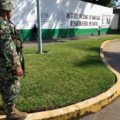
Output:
top-left (0, 1), bottom-right (27, 120)
top-left (0, 17), bottom-right (21, 107)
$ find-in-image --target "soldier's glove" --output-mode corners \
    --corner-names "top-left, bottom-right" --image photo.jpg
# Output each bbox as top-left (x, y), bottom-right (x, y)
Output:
top-left (15, 66), bottom-right (23, 77)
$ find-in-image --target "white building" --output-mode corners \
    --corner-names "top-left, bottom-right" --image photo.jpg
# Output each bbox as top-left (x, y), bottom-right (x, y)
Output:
top-left (11, 0), bottom-right (119, 41)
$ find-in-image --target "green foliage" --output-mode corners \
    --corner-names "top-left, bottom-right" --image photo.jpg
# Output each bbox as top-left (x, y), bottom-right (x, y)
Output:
top-left (98, 0), bottom-right (111, 6)
top-left (108, 0), bottom-right (118, 7)
top-left (82, 0), bottom-right (118, 7)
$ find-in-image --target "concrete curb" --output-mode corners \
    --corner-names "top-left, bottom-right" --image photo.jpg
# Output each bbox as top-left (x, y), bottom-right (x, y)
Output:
top-left (1, 39), bottom-right (120, 120)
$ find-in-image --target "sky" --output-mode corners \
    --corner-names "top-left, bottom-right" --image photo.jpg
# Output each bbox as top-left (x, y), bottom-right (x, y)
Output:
top-left (113, 0), bottom-right (120, 7)
top-left (117, 0), bottom-right (120, 5)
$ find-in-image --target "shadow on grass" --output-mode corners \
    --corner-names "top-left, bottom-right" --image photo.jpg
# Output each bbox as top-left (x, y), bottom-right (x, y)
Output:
top-left (87, 47), bottom-right (100, 53)
top-left (75, 48), bottom-right (120, 69)
top-left (74, 56), bottom-right (103, 68)
top-left (68, 44), bottom-right (100, 53)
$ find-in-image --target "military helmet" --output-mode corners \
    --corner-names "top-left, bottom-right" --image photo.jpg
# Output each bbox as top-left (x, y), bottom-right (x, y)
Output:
top-left (0, 0), bottom-right (13, 11)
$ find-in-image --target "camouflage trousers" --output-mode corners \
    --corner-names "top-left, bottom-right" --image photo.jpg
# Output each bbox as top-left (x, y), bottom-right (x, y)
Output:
top-left (0, 69), bottom-right (20, 107)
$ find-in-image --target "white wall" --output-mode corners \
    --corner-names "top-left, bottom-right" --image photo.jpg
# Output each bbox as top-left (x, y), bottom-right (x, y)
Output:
top-left (11, 0), bottom-right (119, 30)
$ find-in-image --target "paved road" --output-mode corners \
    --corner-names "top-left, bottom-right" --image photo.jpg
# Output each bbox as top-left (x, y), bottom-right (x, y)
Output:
top-left (79, 40), bottom-right (120, 120)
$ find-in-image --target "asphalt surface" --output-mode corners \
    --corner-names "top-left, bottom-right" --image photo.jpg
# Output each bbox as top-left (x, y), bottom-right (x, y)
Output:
top-left (79, 40), bottom-right (120, 120)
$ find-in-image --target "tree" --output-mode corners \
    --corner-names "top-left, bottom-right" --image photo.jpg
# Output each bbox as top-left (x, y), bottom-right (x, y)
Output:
top-left (112, 0), bottom-right (120, 8)
top-left (98, 0), bottom-right (111, 6)
top-left (81, 0), bottom-right (118, 7)
top-left (108, 0), bottom-right (118, 7)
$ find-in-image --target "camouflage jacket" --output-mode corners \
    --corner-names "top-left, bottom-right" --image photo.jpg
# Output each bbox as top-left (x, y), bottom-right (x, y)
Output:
top-left (0, 17), bottom-right (21, 70)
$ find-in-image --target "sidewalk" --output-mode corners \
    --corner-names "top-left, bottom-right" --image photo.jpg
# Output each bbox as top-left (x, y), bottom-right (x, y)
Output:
top-left (80, 39), bottom-right (120, 120)
top-left (23, 34), bottom-right (116, 48)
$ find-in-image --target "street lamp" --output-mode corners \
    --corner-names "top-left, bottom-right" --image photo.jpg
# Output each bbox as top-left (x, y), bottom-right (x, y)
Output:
top-left (37, 0), bottom-right (42, 54)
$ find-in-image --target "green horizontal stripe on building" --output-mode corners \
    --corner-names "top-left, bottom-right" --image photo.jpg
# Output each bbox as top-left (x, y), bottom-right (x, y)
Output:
top-left (18, 28), bottom-right (118, 41)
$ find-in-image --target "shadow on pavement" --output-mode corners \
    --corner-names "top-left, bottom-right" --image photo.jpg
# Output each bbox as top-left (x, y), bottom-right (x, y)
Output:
top-left (103, 51), bottom-right (120, 73)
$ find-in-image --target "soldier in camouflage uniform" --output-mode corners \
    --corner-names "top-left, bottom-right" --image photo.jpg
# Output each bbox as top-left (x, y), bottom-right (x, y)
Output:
top-left (0, 0), bottom-right (27, 120)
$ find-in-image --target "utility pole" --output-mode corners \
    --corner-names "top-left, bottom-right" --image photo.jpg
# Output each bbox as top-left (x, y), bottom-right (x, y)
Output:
top-left (37, 0), bottom-right (42, 54)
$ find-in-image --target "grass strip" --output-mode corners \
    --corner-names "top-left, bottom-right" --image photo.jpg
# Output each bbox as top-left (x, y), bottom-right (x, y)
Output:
top-left (2, 35), bottom-right (120, 112)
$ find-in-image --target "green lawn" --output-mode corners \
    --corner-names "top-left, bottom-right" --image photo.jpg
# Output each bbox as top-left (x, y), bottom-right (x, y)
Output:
top-left (8, 35), bottom-right (120, 112)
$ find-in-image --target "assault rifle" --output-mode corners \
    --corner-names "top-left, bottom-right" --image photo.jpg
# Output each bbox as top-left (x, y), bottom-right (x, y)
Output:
top-left (19, 45), bottom-right (25, 77)
top-left (10, 21), bottom-right (25, 77)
